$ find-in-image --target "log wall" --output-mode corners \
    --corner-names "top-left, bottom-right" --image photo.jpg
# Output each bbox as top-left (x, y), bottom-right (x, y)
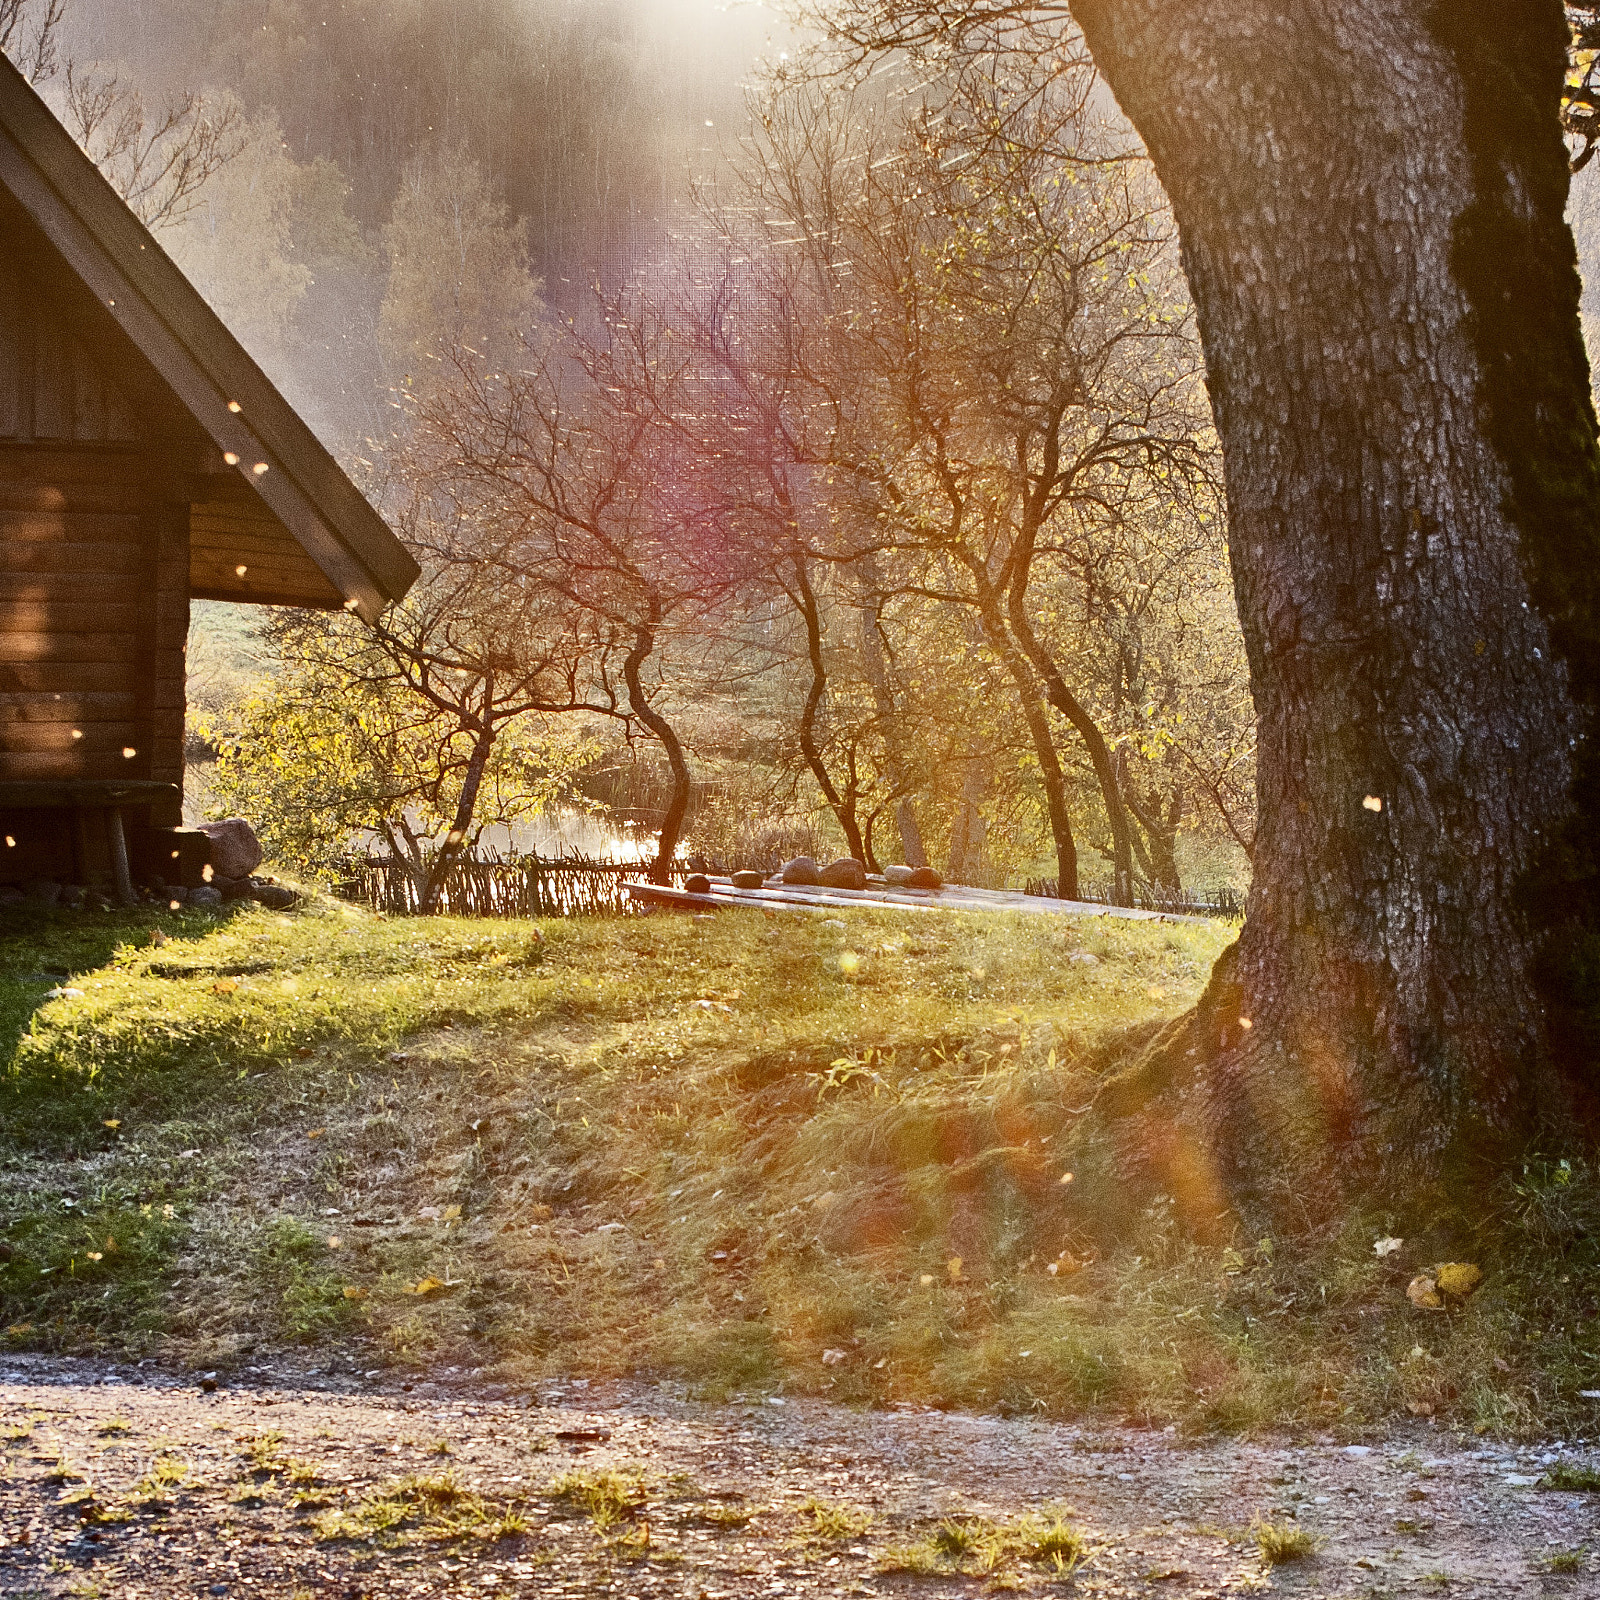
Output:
top-left (0, 448), bottom-right (187, 790)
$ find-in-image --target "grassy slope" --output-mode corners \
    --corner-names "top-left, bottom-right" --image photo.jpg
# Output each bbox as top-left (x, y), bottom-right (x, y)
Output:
top-left (0, 897), bottom-right (1595, 1440)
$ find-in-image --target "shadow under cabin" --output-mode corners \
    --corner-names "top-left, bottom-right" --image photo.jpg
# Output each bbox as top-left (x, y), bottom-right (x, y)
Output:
top-left (0, 52), bottom-right (418, 902)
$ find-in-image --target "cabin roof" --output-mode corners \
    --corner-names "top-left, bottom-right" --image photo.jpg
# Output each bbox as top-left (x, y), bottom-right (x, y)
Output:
top-left (0, 54), bottom-right (420, 622)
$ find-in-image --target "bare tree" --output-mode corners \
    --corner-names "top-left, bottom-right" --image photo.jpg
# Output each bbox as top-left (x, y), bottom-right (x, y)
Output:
top-left (61, 62), bottom-right (244, 229)
top-left (0, 0), bottom-right (64, 85)
top-left (409, 319), bottom-right (756, 883)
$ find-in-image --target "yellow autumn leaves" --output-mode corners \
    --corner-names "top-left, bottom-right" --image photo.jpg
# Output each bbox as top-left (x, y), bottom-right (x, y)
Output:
top-left (1406, 1262), bottom-right (1484, 1310)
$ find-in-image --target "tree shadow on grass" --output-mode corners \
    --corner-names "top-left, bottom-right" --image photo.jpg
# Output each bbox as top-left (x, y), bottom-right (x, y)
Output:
top-left (0, 903), bottom-right (245, 1150)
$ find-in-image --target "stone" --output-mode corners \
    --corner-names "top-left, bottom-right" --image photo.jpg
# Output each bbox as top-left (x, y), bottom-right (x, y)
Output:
top-left (250, 883), bottom-right (298, 911)
top-left (906, 867), bottom-right (944, 891)
top-left (882, 864), bottom-right (916, 887)
top-left (198, 818), bottom-right (263, 881)
top-left (215, 876), bottom-right (253, 901)
top-left (189, 886), bottom-right (224, 909)
top-left (780, 856), bottom-right (821, 886)
top-left (819, 857), bottom-right (867, 891)
top-left (23, 879), bottom-right (61, 905)
top-left (0, 885), bottom-right (23, 907)
top-left (730, 870), bottom-right (765, 889)
top-left (684, 873), bottom-right (712, 895)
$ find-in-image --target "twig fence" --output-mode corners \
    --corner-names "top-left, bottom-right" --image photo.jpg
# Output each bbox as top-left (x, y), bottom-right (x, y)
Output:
top-left (340, 853), bottom-right (1245, 922)
top-left (338, 854), bottom-right (690, 919)
top-left (1025, 877), bottom-right (1245, 920)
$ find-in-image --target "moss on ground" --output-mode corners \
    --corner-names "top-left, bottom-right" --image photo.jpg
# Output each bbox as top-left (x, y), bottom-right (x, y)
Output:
top-left (0, 894), bottom-right (1596, 1439)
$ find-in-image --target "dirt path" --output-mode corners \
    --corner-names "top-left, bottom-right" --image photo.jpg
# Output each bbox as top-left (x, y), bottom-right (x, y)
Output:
top-left (0, 1357), bottom-right (1594, 1598)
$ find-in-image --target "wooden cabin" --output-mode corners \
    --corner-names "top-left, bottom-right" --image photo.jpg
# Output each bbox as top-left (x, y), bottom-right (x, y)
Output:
top-left (0, 54), bottom-right (419, 898)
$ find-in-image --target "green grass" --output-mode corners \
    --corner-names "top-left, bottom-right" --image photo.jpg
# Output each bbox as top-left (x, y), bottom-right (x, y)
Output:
top-left (1, 895), bottom-right (1598, 1438)
top-left (312, 1472), bottom-right (522, 1546)
top-left (878, 1512), bottom-right (1086, 1578)
top-left (1252, 1517), bottom-right (1318, 1564)
top-left (1540, 1462), bottom-right (1600, 1491)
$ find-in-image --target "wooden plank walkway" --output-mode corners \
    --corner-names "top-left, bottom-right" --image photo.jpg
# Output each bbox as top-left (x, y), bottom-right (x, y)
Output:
top-left (624, 876), bottom-right (1217, 923)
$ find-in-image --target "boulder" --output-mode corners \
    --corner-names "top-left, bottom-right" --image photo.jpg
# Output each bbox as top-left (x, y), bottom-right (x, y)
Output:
top-left (189, 886), bottom-right (224, 909)
top-left (819, 856), bottom-right (867, 891)
top-left (882, 864), bottom-right (916, 887)
top-left (907, 867), bottom-right (944, 891)
top-left (730, 870), bottom-right (765, 890)
top-left (780, 856), bottom-right (822, 886)
top-left (250, 883), bottom-right (298, 911)
top-left (198, 819), bottom-right (263, 882)
top-left (23, 880), bottom-right (61, 906)
top-left (684, 873), bottom-right (712, 895)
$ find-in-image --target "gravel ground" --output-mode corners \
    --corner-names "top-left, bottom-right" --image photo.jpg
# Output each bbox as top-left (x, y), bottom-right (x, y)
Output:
top-left (0, 1356), bottom-right (1595, 1598)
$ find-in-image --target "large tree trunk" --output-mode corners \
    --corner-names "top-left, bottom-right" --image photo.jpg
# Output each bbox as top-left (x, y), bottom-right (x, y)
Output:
top-left (1074, 0), bottom-right (1596, 1206)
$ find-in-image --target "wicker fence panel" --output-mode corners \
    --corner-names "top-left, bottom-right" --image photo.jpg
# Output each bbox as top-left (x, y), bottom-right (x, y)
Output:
top-left (337, 856), bottom-right (689, 919)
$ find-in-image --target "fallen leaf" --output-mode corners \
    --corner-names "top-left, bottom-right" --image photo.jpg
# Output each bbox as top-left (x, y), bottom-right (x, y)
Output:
top-left (821, 1348), bottom-right (848, 1366)
top-left (946, 1255), bottom-right (963, 1283)
top-left (1407, 1275), bottom-right (1443, 1310)
top-left (440, 1205), bottom-right (462, 1222)
top-left (405, 1277), bottom-right (447, 1297)
top-left (1374, 1236), bottom-right (1403, 1257)
top-left (102, 1120), bottom-right (121, 1131)
top-left (1435, 1262), bottom-right (1483, 1298)
top-left (104, 1237), bottom-right (117, 1253)
top-left (212, 978), bottom-right (238, 996)
top-left (306, 1129), bottom-right (325, 1141)
top-left (326, 1236), bottom-right (342, 1250)
top-left (149, 930), bottom-right (169, 947)
top-left (343, 1287), bottom-right (369, 1302)
top-left (918, 1273), bottom-right (935, 1287)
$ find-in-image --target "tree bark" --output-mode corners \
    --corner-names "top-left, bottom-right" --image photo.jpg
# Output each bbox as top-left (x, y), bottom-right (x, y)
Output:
top-left (1007, 588), bottom-right (1135, 905)
top-left (791, 559), bottom-right (871, 865)
top-left (978, 600), bottom-right (1081, 901)
top-left (1073, 0), bottom-right (1592, 1205)
top-left (623, 609), bottom-right (693, 885)
top-left (419, 725), bottom-right (494, 916)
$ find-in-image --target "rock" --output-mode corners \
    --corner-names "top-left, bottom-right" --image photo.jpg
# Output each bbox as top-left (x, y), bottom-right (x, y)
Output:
top-left (730, 870), bottom-right (766, 890)
top-left (199, 1374), bottom-right (218, 1394)
top-left (819, 857), bottom-right (867, 890)
top-left (780, 856), bottom-right (822, 886)
top-left (214, 875), bottom-right (254, 901)
top-left (198, 818), bottom-right (263, 881)
top-left (906, 867), bottom-right (944, 891)
top-left (684, 873), bottom-right (712, 895)
top-left (0, 885), bottom-right (23, 907)
top-left (189, 886), bottom-right (224, 909)
top-left (883, 864), bottom-right (916, 887)
top-left (23, 879), bottom-right (61, 906)
top-left (250, 883), bottom-right (298, 911)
